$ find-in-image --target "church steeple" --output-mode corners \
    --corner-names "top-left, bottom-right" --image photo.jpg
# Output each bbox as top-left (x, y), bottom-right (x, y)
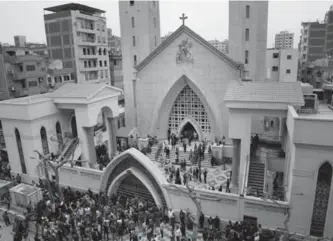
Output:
top-left (119, 0), bottom-right (161, 128)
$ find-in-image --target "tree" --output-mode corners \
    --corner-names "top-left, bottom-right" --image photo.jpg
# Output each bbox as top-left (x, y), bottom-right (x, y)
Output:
top-left (33, 138), bottom-right (79, 201)
top-left (169, 183), bottom-right (202, 241)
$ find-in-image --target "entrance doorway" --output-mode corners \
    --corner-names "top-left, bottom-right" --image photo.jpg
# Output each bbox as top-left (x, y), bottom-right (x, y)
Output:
top-left (310, 162), bottom-right (332, 237)
top-left (71, 116), bottom-right (78, 138)
top-left (117, 173), bottom-right (155, 204)
top-left (181, 122), bottom-right (198, 140)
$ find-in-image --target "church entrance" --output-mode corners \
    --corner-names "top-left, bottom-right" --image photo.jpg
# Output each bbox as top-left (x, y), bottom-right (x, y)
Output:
top-left (181, 122), bottom-right (198, 140)
top-left (310, 162), bottom-right (332, 237)
top-left (168, 85), bottom-right (211, 139)
top-left (117, 173), bottom-right (155, 204)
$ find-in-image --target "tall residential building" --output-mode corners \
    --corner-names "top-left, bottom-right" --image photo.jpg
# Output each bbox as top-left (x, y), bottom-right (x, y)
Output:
top-left (0, 45), bottom-right (49, 100)
top-left (14, 36), bottom-right (27, 47)
top-left (324, 5), bottom-right (333, 55)
top-left (298, 21), bottom-right (326, 82)
top-left (274, 31), bottom-right (294, 49)
top-left (44, 3), bottom-right (110, 84)
top-left (119, 0), bottom-right (161, 128)
top-left (208, 39), bottom-right (229, 54)
top-left (229, 1), bottom-right (268, 82)
top-left (107, 29), bottom-right (122, 55)
top-left (266, 48), bottom-right (298, 82)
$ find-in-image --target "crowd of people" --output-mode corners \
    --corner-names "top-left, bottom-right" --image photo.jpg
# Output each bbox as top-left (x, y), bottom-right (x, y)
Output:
top-left (8, 178), bottom-right (264, 241)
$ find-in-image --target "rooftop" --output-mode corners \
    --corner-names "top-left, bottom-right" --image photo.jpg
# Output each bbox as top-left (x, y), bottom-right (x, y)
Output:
top-left (297, 103), bottom-right (333, 120)
top-left (10, 183), bottom-right (40, 195)
top-left (49, 83), bottom-right (107, 99)
top-left (224, 81), bottom-right (305, 106)
top-left (44, 3), bottom-right (105, 14)
top-left (0, 94), bottom-right (51, 105)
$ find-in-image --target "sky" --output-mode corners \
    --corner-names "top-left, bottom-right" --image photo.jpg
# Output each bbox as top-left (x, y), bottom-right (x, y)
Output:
top-left (0, 0), bottom-right (332, 48)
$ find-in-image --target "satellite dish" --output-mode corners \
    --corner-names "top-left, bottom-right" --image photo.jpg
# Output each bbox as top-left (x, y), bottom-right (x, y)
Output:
top-left (48, 59), bottom-right (63, 70)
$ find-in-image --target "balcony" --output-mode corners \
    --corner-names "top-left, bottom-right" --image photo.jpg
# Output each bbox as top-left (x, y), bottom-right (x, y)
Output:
top-left (79, 53), bottom-right (98, 59)
top-left (6, 55), bottom-right (44, 64)
top-left (12, 71), bottom-right (45, 80)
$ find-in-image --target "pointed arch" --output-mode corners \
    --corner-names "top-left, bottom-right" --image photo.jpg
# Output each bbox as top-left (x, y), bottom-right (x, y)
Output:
top-left (150, 74), bottom-right (219, 140)
top-left (40, 126), bottom-right (49, 155)
top-left (56, 121), bottom-right (63, 144)
top-left (100, 148), bottom-right (171, 208)
top-left (310, 161), bottom-right (333, 237)
top-left (15, 128), bottom-right (27, 174)
top-left (177, 116), bottom-right (203, 141)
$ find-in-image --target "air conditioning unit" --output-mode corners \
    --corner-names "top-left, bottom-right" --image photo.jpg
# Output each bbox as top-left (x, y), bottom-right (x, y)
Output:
top-left (297, 94), bottom-right (319, 114)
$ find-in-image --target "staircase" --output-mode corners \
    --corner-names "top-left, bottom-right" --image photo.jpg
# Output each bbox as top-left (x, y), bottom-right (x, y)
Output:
top-left (247, 162), bottom-right (265, 197)
top-left (146, 145), bottom-right (212, 168)
top-left (59, 138), bottom-right (79, 162)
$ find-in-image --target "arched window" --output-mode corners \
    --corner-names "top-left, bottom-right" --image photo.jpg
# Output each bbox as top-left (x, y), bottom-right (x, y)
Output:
top-left (40, 126), bottom-right (49, 155)
top-left (56, 121), bottom-right (63, 145)
top-left (310, 162), bottom-right (333, 237)
top-left (15, 128), bottom-right (27, 174)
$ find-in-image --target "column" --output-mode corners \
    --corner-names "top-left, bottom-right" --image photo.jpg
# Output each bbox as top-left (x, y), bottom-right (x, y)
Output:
top-left (232, 139), bottom-right (240, 187)
top-left (79, 127), bottom-right (97, 168)
top-left (238, 135), bottom-right (251, 195)
top-left (107, 117), bottom-right (118, 158)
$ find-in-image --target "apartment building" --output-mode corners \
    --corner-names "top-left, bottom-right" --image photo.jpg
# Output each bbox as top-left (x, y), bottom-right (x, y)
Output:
top-left (0, 45), bottom-right (48, 100)
top-left (44, 3), bottom-right (110, 84)
top-left (14, 36), bottom-right (27, 48)
top-left (274, 31), bottom-right (294, 49)
top-left (325, 5), bottom-right (333, 55)
top-left (208, 39), bottom-right (229, 54)
top-left (266, 48), bottom-right (298, 82)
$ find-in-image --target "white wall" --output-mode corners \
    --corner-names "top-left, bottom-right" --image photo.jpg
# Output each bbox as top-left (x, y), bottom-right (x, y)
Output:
top-left (266, 48), bottom-right (298, 82)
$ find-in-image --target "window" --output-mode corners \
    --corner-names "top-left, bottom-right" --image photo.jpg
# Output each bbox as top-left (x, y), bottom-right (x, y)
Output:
top-left (38, 77), bottom-right (43, 83)
top-left (304, 38), bottom-right (307, 43)
top-left (113, 60), bottom-right (117, 65)
top-left (304, 30), bottom-right (308, 35)
top-left (64, 75), bottom-right (70, 81)
top-left (245, 28), bottom-right (250, 41)
top-left (102, 37), bottom-right (106, 44)
top-left (134, 55), bottom-right (137, 66)
top-left (154, 18), bottom-right (156, 28)
top-left (48, 77), bottom-right (52, 83)
top-left (40, 126), bottom-right (49, 155)
top-left (102, 25), bottom-right (105, 32)
top-left (99, 60), bottom-right (103, 67)
top-left (155, 36), bottom-right (157, 46)
top-left (22, 80), bottom-right (26, 88)
top-left (83, 48), bottom-right (86, 55)
top-left (133, 36), bottom-right (136, 47)
top-left (272, 66), bottom-right (279, 71)
top-left (130, 0), bottom-right (134, 6)
top-left (287, 55), bottom-right (292, 60)
top-left (55, 76), bottom-right (62, 83)
top-left (84, 61), bottom-right (88, 68)
top-left (103, 48), bottom-right (107, 55)
top-left (273, 53), bottom-right (279, 58)
top-left (245, 50), bottom-right (249, 64)
top-left (26, 65), bottom-right (35, 71)
top-left (104, 60), bottom-right (107, 67)
top-left (99, 48), bottom-right (102, 55)
top-left (286, 69), bottom-right (291, 74)
top-left (15, 128), bottom-right (27, 174)
top-left (101, 70), bottom-right (104, 79)
top-left (87, 48), bottom-right (90, 55)
top-left (131, 17), bottom-right (135, 28)
top-left (246, 5), bottom-right (250, 18)
top-left (28, 80), bottom-right (38, 87)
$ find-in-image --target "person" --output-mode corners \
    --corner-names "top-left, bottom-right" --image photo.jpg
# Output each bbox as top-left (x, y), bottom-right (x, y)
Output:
top-left (175, 226), bottom-right (182, 241)
top-left (3, 211), bottom-right (10, 226)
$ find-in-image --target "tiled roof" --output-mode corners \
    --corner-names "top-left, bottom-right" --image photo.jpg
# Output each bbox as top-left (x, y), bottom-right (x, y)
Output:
top-left (49, 83), bottom-right (106, 99)
top-left (224, 81), bottom-right (305, 106)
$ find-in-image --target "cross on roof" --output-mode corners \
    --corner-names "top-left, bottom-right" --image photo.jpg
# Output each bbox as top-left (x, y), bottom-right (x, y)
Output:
top-left (180, 13), bottom-right (188, 26)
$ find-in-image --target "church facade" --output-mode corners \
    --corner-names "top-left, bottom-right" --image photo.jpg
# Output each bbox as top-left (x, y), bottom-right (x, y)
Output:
top-left (133, 25), bottom-right (243, 141)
